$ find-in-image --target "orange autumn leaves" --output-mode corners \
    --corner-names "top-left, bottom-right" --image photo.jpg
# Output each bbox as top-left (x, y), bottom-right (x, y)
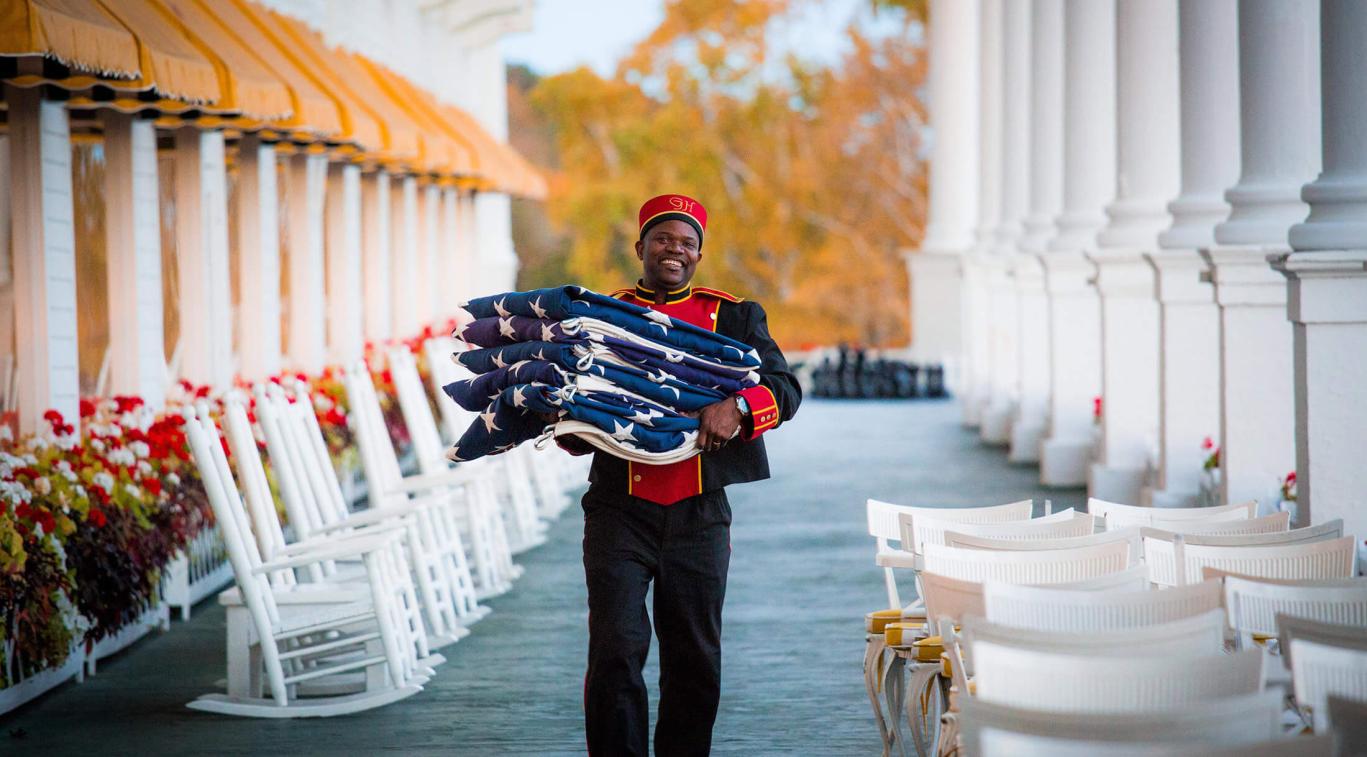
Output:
top-left (526, 0), bottom-right (927, 349)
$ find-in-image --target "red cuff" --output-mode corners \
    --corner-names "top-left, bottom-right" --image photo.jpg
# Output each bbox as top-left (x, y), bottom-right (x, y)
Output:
top-left (737, 385), bottom-right (780, 441)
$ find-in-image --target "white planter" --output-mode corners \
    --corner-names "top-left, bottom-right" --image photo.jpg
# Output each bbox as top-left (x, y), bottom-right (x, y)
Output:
top-left (84, 602), bottom-right (169, 676)
top-left (164, 525), bottom-right (234, 620)
top-left (0, 642), bottom-right (84, 716)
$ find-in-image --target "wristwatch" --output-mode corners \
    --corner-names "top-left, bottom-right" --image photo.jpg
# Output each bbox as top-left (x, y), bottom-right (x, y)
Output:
top-left (734, 395), bottom-right (751, 416)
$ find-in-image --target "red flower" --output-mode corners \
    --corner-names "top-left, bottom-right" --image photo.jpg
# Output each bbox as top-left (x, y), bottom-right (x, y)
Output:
top-left (1092, 397), bottom-right (1103, 418)
top-left (88, 508), bottom-right (107, 528)
top-left (91, 485), bottom-right (111, 506)
top-left (79, 398), bottom-right (97, 418)
top-left (194, 385), bottom-right (211, 398)
top-left (1286, 471), bottom-right (1297, 484)
top-left (142, 477), bottom-right (162, 496)
top-left (1201, 436), bottom-right (1214, 451)
top-left (43, 409), bottom-right (65, 425)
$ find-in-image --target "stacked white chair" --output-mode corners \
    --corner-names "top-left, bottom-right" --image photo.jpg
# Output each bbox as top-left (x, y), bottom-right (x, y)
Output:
top-left (1144, 533), bottom-right (1357, 587)
top-left (182, 407), bottom-right (431, 717)
top-left (958, 691), bottom-right (1287, 756)
top-left (964, 610), bottom-right (1226, 662)
top-left (970, 643), bottom-right (1263, 714)
top-left (1089, 498), bottom-right (1255, 531)
top-left (1291, 638), bottom-right (1367, 732)
top-left (973, 730), bottom-right (1333, 757)
top-left (946, 527), bottom-right (1145, 565)
top-left (866, 498), bottom-right (1034, 609)
top-left (921, 541), bottom-right (1133, 585)
top-left (1223, 574), bottom-right (1367, 649)
top-left (904, 509), bottom-right (1090, 554)
top-left (1277, 615), bottom-right (1367, 669)
top-left (342, 361), bottom-right (519, 599)
top-left (982, 579), bottom-right (1222, 632)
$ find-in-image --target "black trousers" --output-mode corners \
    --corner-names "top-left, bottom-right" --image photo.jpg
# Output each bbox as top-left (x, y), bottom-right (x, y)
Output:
top-left (582, 487), bottom-right (732, 757)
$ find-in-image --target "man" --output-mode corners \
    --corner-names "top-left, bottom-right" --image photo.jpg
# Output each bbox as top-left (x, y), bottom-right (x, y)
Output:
top-left (566, 194), bottom-right (801, 756)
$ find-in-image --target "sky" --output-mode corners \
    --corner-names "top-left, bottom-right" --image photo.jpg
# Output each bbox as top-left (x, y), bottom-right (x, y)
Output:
top-left (501, 0), bottom-right (902, 78)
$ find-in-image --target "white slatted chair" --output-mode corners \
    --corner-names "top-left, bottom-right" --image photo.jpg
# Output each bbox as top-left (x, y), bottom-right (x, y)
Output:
top-left (983, 579), bottom-right (1222, 632)
top-left (1089, 497), bottom-right (1256, 528)
top-left (1172, 511), bottom-right (1292, 536)
top-left (971, 642), bottom-right (1264, 714)
top-left (965, 609), bottom-right (1226, 660)
top-left (1278, 615), bottom-right (1367, 672)
top-left (182, 407), bottom-right (429, 717)
top-left (903, 509), bottom-right (1088, 556)
top-left (958, 690), bottom-right (1286, 756)
top-left (922, 541), bottom-right (1132, 586)
top-left (922, 567), bottom-right (1150, 627)
top-left (1329, 696), bottom-right (1367, 756)
top-left (975, 730), bottom-right (1332, 757)
top-left (1224, 575), bottom-right (1367, 649)
top-left (1291, 638), bottom-right (1367, 732)
top-left (946, 527), bottom-right (1145, 566)
top-left (866, 498), bottom-right (1034, 609)
top-left (342, 361), bottom-right (519, 599)
top-left (1149, 535), bottom-right (1358, 587)
top-left (1144, 523), bottom-right (1346, 587)
top-left (389, 348), bottom-right (546, 555)
top-left (253, 386), bottom-right (486, 642)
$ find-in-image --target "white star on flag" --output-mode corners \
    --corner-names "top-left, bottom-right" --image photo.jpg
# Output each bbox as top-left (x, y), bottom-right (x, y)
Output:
top-left (499, 317), bottom-right (518, 340)
top-left (494, 297), bottom-right (511, 318)
top-left (453, 320), bottom-right (472, 341)
top-left (491, 352), bottom-right (508, 369)
top-left (610, 421), bottom-right (636, 442)
top-left (444, 445), bottom-right (465, 462)
top-left (529, 296), bottom-right (548, 319)
top-left (644, 309), bottom-right (673, 327)
top-left (480, 409), bottom-right (502, 433)
top-left (540, 323), bottom-right (557, 342)
top-left (662, 385), bottom-right (680, 400)
top-left (511, 386), bottom-right (527, 407)
top-left (629, 409), bottom-right (655, 426)
top-left (494, 443), bottom-right (517, 454)
top-left (532, 348), bottom-right (546, 361)
top-left (511, 360), bottom-right (528, 375)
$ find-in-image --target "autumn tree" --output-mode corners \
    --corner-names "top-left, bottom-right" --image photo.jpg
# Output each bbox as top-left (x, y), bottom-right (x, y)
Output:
top-left (523, 0), bottom-right (927, 349)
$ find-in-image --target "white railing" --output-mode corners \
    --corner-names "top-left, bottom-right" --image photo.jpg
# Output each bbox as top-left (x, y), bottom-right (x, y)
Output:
top-left (163, 525), bottom-right (233, 620)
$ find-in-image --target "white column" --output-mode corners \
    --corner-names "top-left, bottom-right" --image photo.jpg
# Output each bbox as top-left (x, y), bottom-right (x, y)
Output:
top-left (1274, 0), bottom-right (1367, 532)
top-left (1088, 0), bottom-right (1181, 505)
top-left (1040, 0), bottom-right (1113, 487)
top-left (1205, 0), bottom-right (1319, 507)
top-left (1010, 0), bottom-right (1063, 463)
top-left (235, 137), bottom-right (281, 383)
top-left (0, 135), bottom-right (11, 372)
top-left (439, 184), bottom-right (462, 324)
top-left (980, 0), bottom-right (1029, 445)
top-left (961, 0), bottom-right (1002, 428)
top-left (361, 169), bottom-right (391, 343)
top-left (326, 163), bottom-right (364, 365)
top-left (174, 127), bottom-right (233, 390)
top-left (391, 175), bottom-right (420, 337)
top-left (102, 113), bottom-right (165, 407)
top-left (907, 0), bottom-right (978, 380)
top-left (475, 191), bottom-right (518, 294)
top-left (1143, 0), bottom-right (1240, 506)
top-left (284, 151), bottom-right (328, 373)
top-left (419, 182), bottom-right (442, 329)
top-left (8, 88), bottom-right (78, 433)
top-left (455, 189), bottom-right (480, 303)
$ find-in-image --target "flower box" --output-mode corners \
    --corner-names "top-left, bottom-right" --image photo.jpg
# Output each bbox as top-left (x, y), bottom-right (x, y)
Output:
top-left (0, 642), bottom-right (84, 716)
top-left (163, 526), bottom-right (233, 621)
top-left (84, 601), bottom-right (169, 676)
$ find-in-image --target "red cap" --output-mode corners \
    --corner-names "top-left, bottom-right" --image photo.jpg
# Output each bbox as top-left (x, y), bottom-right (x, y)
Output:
top-left (638, 194), bottom-right (707, 242)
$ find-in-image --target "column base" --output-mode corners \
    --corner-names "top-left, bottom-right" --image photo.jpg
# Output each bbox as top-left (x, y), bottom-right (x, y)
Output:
top-left (1089, 462), bottom-right (1147, 506)
top-left (1040, 436), bottom-right (1092, 487)
top-left (980, 402), bottom-right (1013, 446)
top-left (1007, 418), bottom-right (1045, 463)
top-left (1144, 486), bottom-right (1199, 508)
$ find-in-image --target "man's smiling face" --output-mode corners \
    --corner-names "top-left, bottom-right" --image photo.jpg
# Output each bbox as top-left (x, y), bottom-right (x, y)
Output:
top-left (636, 219), bottom-right (702, 291)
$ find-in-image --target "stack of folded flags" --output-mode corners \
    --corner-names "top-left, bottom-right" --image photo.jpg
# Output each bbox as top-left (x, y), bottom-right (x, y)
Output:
top-left (441, 286), bottom-right (762, 464)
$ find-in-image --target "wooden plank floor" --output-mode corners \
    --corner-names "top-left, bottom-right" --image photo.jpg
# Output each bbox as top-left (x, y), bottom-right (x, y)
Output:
top-left (1, 399), bottom-right (1083, 755)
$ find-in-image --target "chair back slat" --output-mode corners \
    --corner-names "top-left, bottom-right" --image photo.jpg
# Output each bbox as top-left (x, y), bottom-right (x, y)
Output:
top-left (221, 400), bottom-right (292, 586)
top-left (1224, 574), bottom-right (1367, 645)
top-left (922, 541), bottom-right (1132, 585)
top-left (919, 511), bottom-right (1091, 549)
top-left (1090, 497), bottom-right (1255, 526)
top-left (867, 498), bottom-right (1033, 545)
top-left (964, 609), bottom-right (1226, 659)
top-left (1291, 639), bottom-right (1367, 732)
top-left (983, 579), bottom-right (1221, 632)
top-left (388, 348), bottom-right (448, 475)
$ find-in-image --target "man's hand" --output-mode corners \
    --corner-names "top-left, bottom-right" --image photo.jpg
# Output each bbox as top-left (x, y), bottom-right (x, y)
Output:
top-left (695, 397), bottom-right (743, 453)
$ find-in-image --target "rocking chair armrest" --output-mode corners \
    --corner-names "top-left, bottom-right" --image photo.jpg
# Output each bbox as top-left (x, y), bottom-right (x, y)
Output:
top-left (385, 468), bottom-right (479, 496)
top-left (875, 548), bottom-right (922, 570)
top-left (309, 504), bottom-right (422, 534)
top-left (274, 522), bottom-right (409, 556)
top-left (253, 533), bottom-right (399, 574)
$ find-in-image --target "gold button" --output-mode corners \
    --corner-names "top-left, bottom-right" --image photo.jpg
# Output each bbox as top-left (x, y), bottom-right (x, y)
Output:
top-left (633, 475), bottom-right (642, 482)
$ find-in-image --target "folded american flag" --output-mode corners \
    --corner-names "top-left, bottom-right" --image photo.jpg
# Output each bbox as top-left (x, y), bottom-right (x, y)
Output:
top-left (441, 287), bottom-right (760, 463)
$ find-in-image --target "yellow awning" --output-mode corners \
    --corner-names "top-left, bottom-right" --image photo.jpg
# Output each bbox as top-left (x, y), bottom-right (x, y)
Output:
top-left (352, 56), bottom-right (474, 178)
top-left (97, 0), bottom-right (220, 104)
top-left (199, 0), bottom-right (341, 138)
top-left (0, 0), bottom-right (139, 77)
top-left (439, 100), bottom-right (548, 199)
top-left (150, 0), bottom-right (291, 121)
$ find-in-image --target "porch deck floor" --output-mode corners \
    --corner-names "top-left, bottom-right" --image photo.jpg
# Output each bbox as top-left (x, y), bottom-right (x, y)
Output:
top-left (2, 399), bottom-right (1082, 755)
